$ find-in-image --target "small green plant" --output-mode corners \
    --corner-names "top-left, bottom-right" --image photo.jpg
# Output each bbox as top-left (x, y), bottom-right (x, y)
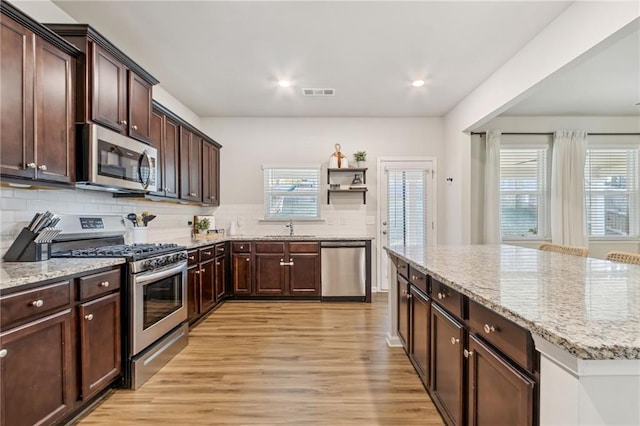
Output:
top-left (196, 218), bottom-right (210, 231)
top-left (353, 151), bottom-right (367, 162)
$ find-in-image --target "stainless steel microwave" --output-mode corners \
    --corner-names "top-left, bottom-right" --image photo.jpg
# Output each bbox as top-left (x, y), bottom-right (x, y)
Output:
top-left (76, 123), bottom-right (158, 192)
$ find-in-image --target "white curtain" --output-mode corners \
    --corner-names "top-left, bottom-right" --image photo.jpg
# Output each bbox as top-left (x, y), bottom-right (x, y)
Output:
top-left (484, 130), bottom-right (502, 244)
top-left (551, 130), bottom-right (588, 247)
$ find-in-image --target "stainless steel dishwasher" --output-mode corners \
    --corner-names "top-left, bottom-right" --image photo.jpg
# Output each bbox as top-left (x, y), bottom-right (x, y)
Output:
top-left (321, 240), bottom-right (367, 301)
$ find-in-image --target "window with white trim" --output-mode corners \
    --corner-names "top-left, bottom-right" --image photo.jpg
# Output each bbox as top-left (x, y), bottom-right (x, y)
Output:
top-left (263, 166), bottom-right (321, 219)
top-left (585, 145), bottom-right (639, 237)
top-left (499, 146), bottom-right (549, 239)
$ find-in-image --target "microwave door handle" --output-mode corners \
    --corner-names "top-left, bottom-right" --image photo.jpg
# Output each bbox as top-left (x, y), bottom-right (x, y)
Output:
top-left (135, 262), bottom-right (187, 285)
top-left (139, 150), bottom-right (151, 189)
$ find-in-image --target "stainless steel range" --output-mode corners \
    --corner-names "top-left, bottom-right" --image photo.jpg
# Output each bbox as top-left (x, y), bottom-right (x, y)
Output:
top-left (51, 214), bottom-right (189, 389)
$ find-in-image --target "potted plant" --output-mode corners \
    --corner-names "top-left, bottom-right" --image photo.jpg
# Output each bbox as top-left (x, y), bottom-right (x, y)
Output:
top-left (353, 151), bottom-right (367, 168)
top-left (196, 217), bottom-right (210, 234)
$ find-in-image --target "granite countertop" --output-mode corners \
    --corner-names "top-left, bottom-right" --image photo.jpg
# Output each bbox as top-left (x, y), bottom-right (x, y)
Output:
top-left (1, 258), bottom-right (125, 292)
top-left (385, 244), bottom-right (640, 360)
top-left (178, 235), bottom-right (374, 250)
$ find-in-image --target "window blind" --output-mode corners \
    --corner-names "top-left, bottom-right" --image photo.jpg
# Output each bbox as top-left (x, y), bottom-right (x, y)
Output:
top-left (499, 147), bottom-right (548, 238)
top-left (585, 148), bottom-right (639, 237)
top-left (263, 167), bottom-right (320, 219)
top-left (387, 169), bottom-right (428, 247)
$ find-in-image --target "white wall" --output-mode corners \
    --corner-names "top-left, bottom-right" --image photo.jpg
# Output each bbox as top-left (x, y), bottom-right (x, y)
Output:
top-left (442, 1), bottom-right (640, 244)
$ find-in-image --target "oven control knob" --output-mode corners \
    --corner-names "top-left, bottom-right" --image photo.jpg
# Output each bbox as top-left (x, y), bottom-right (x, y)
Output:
top-left (157, 257), bottom-right (167, 267)
top-left (178, 252), bottom-right (188, 261)
top-left (146, 259), bottom-right (158, 269)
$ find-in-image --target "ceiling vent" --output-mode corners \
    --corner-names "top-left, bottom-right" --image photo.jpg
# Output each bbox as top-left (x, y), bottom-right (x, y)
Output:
top-left (302, 88), bottom-right (335, 96)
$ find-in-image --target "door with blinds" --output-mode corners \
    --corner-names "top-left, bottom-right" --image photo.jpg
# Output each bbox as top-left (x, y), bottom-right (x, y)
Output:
top-left (379, 159), bottom-right (435, 291)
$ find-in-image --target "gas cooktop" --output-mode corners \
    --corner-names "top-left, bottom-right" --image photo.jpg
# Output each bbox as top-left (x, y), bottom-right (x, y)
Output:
top-left (54, 243), bottom-right (184, 260)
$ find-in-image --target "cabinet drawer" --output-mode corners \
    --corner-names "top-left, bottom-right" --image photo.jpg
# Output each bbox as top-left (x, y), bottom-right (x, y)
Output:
top-left (79, 269), bottom-right (121, 301)
top-left (289, 242), bottom-right (318, 253)
top-left (431, 278), bottom-right (463, 319)
top-left (468, 299), bottom-right (534, 373)
top-left (187, 250), bottom-right (199, 265)
top-left (232, 242), bottom-right (251, 253)
top-left (396, 259), bottom-right (409, 279)
top-left (408, 266), bottom-right (428, 294)
top-left (255, 242), bottom-right (285, 253)
top-left (215, 243), bottom-right (226, 256)
top-left (199, 246), bottom-right (215, 261)
top-left (1, 281), bottom-right (72, 327)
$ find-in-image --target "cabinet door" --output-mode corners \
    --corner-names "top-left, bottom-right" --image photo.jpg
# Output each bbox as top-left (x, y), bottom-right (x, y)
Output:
top-left (431, 303), bottom-right (465, 426)
top-left (289, 253), bottom-right (320, 296)
top-left (128, 70), bottom-right (152, 142)
top-left (409, 285), bottom-right (430, 387)
top-left (78, 292), bottom-right (121, 401)
top-left (467, 335), bottom-right (534, 426)
top-left (149, 109), bottom-right (163, 196)
top-left (255, 254), bottom-right (286, 296)
top-left (199, 260), bottom-right (215, 313)
top-left (0, 17), bottom-right (35, 179)
top-left (202, 141), bottom-right (220, 206)
top-left (397, 275), bottom-right (409, 350)
top-left (163, 117), bottom-right (180, 198)
top-left (214, 255), bottom-right (226, 301)
top-left (0, 309), bottom-right (74, 426)
top-left (34, 37), bottom-right (74, 184)
top-left (180, 129), bottom-right (202, 201)
top-left (232, 254), bottom-right (252, 295)
top-left (91, 44), bottom-right (126, 133)
top-left (187, 266), bottom-right (200, 322)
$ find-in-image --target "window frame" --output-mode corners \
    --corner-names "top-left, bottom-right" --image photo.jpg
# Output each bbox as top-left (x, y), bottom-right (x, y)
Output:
top-left (262, 164), bottom-right (321, 221)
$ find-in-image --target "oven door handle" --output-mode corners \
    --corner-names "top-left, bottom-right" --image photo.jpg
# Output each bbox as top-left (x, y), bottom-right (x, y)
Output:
top-left (135, 261), bottom-right (187, 285)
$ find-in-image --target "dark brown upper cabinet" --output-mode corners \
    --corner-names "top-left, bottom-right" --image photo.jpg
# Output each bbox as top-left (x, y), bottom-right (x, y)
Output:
top-left (150, 106), bottom-right (180, 199)
top-left (202, 141), bottom-right (220, 206)
top-left (45, 24), bottom-right (158, 144)
top-left (1, 2), bottom-right (79, 186)
top-left (179, 128), bottom-right (202, 202)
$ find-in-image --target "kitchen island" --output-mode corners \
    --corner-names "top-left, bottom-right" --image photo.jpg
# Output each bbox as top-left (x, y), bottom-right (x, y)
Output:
top-left (385, 244), bottom-right (640, 426)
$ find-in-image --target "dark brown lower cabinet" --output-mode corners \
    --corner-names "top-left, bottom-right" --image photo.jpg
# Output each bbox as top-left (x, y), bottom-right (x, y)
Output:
top-left (78, 292), bottom-right (121, 401)
top-left (467, 334), bottom-right (535, 426)
top-left (431, 303), bottom-right (465, 426)
top-left (214, 255), bottom-right (226, 301)
top-left (187, 266), bottom-right (200, 323)
top-left (199, 259), bottom-right (215, 313)
top-left (409, 285), bottom-right (430, 386)
top-left (397, 275), bottom-right (410, 350)
top-left (255, 253), bottom-right (286, 295)
top-left (232, 253), bottom-right (252, 295)
top-left (288, 253), bottom-right (320, 296)
top-left (0, 309), bottom-right (74, 426)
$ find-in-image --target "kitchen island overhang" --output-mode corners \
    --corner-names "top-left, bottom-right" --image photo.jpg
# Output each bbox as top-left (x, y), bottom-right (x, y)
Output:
top-left (385, 244), bottom-right (640, 426)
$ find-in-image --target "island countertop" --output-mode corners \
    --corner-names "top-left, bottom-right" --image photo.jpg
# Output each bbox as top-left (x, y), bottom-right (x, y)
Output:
top-left (385, 244), bottom-right (640, 360)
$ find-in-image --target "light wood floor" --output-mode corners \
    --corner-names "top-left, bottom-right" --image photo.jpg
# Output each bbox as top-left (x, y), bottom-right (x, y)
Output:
top-left (77, 294), bottom-right (443, 425)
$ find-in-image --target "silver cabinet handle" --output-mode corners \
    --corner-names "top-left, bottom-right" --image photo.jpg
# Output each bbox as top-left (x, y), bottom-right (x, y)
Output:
top-left (31, 299), bottom-right (44, 308)
top-left (201, 268), bottom-right (205, 272)
top-left (194, 270), bottom-right (200, 275)
top-left (464, 349), bottom-right (474, 358)
top-left (188, 256), bottom-right (195, 260)
top-left (26, 162), bottom-right (37, 169)
top-left (216, 261), bottom-right (221, 266)
top-left (38, 165), bottom-right (47, 171)
top-left (132, 124), bottom-right (138, 130)
top-left (120, 120), bottom-right (127, 125)
top-left (450, 337), bottom-right (460, 345)
top-left (190, 192), bottom-right (196, 197)
top-left (438, 292), bottom-right (446, 300)
top-left (99, 281), bottom-right (110, 287)
top-left (84, 314), bottom-right (94, 321)
top-left (204, 251), bottom-right (212, 255)
top-left (484, 324), bottom-right (496, 334)
top-left (0, 349), bottom-right (7, 358)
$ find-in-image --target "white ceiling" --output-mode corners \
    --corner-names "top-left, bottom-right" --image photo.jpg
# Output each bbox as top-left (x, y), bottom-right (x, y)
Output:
top-left (51, 1), bottom-right (577, 118)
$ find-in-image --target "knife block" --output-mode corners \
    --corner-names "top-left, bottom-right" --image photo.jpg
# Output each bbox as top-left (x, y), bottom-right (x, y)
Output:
top-left (3, 227), bottom-right (50, 262)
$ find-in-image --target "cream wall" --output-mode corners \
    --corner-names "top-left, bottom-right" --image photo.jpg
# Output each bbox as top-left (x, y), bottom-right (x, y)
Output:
top-left (442, 1), bottom-right (640, 245)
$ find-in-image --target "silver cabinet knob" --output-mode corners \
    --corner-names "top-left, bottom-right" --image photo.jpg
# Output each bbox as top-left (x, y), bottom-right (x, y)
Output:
top-left (216, 261), bottom-right (221, 266)
top-left (194, 270), bottom-right (200, 275)
top-left (0, 349), bottom-right (7, 358)
top-left (450, 337), bottom-right (460, 345)
top-left (38, 165), bottom-right (47, 171)
top-left (99, 281), bottom-right (110, 287)
top-left (188, 256), bottom-right (195, 260)
top-left (31, 299), bottom-right (44, 308)
top-left (204, 251), bottom-right (212, 255)
top-left (200, 268), bottom-right (205, 272)
top-left (464, 349), bottom-right (474, 358)
top-left (132, 124), bottom-right (138, 130)
top-left (246, 258), bottom-right (250, 262)
top-left (84, 313), bottom-right (94, 321)
top-left (484, 324), bottom-right (496, 334)
top-left (190, 192), bottom-right (196, 197)
top-left (239, 246), bottom-right (244, 250)
top-left (26, 162), bottom-right (37, 169)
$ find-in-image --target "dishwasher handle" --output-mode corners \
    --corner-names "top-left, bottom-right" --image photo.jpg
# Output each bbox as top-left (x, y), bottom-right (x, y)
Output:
top-left (321, 240), bottom-right (367, 248)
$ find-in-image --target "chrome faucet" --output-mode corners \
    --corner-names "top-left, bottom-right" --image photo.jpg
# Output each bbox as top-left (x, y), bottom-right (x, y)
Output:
top-left (285, 219), bottom-right (294, 236)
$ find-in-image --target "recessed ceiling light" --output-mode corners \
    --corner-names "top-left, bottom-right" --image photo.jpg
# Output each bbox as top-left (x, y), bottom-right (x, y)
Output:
top-left (412, 80), bottom-right (425, 88)
top-left (278, 80), bottom-right (291, 88)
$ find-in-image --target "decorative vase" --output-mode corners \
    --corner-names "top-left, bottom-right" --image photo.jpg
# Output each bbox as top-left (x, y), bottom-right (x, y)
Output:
top-left (357, 161), bottom-right (366, 168)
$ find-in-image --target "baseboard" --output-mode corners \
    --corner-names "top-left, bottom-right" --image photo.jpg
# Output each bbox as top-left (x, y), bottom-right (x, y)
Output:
top-left (386, 332), bottom-right (403, 347)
